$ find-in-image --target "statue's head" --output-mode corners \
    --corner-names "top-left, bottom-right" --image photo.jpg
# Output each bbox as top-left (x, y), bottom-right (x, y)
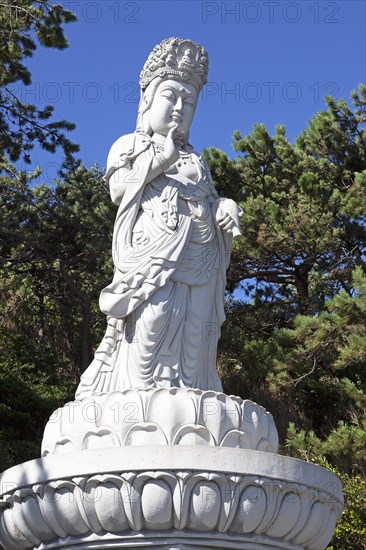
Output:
top-left (136, 38), bottom-right (208, 142)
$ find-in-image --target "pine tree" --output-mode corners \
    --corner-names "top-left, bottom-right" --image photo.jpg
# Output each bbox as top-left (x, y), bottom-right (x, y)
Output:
top-left (0, 0), bottom-right (78, 164)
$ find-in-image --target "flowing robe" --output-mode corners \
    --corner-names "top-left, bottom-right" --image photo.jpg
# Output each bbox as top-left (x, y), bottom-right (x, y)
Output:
top-left (76, 133), bottom-right (232, 398)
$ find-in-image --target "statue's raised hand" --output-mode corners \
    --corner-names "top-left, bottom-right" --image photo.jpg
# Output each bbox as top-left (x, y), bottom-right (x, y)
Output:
top-left (163, 125), bottom-right (180, 167)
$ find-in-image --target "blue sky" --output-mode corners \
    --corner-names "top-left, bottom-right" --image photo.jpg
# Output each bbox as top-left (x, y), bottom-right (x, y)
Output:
top-left (14, 0), bottom-right (366, 182)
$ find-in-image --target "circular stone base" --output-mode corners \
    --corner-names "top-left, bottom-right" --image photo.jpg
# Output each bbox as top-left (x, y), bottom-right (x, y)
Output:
top-left (0, 447), bottom-right (343, 550)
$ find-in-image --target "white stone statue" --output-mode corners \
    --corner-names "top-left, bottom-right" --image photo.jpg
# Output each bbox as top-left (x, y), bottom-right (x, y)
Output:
top-left (76, 38), bottom-right (242, 398)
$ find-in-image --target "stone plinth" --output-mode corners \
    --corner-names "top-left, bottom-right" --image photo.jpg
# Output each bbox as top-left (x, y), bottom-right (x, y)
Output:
top-left (0, 446), bottom-right (343, 550)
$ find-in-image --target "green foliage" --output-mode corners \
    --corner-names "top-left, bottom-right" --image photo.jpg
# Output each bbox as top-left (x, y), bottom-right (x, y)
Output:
top-left (0, 324), bottom-right (73, 470)
top-left (264, 267), bottom-right (366, 441)
top-left (285, 375), bottom-right (366, 476)
top-left (330, 473), bottom-right (366, 549)
top-left (0, 161), bottom-right (116, 467)
top-left (206, 85), bottom-right (366, 315)
top-left (0, 0), bottom-right (78, 163)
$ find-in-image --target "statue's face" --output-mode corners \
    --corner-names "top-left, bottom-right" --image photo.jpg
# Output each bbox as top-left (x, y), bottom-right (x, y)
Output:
top-left (148, 79), bottom-right (198, 138)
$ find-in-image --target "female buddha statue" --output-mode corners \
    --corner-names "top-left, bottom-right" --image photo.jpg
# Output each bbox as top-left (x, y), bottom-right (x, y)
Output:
top-left (76, 37), bottom-right (242, 398)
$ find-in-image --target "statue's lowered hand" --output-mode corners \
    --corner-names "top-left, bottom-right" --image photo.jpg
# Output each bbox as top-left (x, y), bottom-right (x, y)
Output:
top-left (214, 198), bottom-right (243, 239)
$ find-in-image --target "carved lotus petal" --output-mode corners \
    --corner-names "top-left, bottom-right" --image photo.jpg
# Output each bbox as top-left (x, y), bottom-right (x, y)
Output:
top-left (94, 481), bottom-right (128, 532)
top-left (198, 392), bottom-right (241, 444)
top-left (241, 401), bottom-right (269, 445)
top-left (82, 428), bottom-right (120, 450)
top-left (8, 499), bottom-right (41, 547)
top-left (53, 438), bottom-right (76, 455)
top-left (294, 500), bottom-right (328, 545)
top-left (256, 437), bottom-right (276, 453)
top-left (20, 494), bottom-right (53, 542)
top-left (189, 481), bottom-right (221, 530)
top-left (1, 507), bottom-right (30, 549)
top-left (266, 491), bottom-right (302, 538)
top-left (39, 485), bottom-right (68, 539)
top-left (315, 509), bottom-right (338, 549)
top-left (172, 425), bottom-right (215, 446)
top-left (268, 416), bottom-right (279, 452)
top-left (147, 388), bottom-right (196, 443)
top-left (141, 480), bottom-right (173, 530)
top-left (42, 410), bottom-right (60, 456)
top-left (81, 482), bottom-right (103, 533)
top-left (220, 430), bottom-right (251, 449)
top-left (101, 390), bottom-right (144, 445)
top-left (63, 399), bottom-right (99, 440)
top-left (52, 484), bottom-right (89, 536)
top-left (232, 485), bottom-right (267, 533)
top-left (125, 422), bottom-right (167, 446)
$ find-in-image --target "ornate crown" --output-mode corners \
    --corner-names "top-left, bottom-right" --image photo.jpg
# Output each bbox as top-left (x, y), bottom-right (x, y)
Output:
top-left (140, 37), bottom-right (208, 91)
